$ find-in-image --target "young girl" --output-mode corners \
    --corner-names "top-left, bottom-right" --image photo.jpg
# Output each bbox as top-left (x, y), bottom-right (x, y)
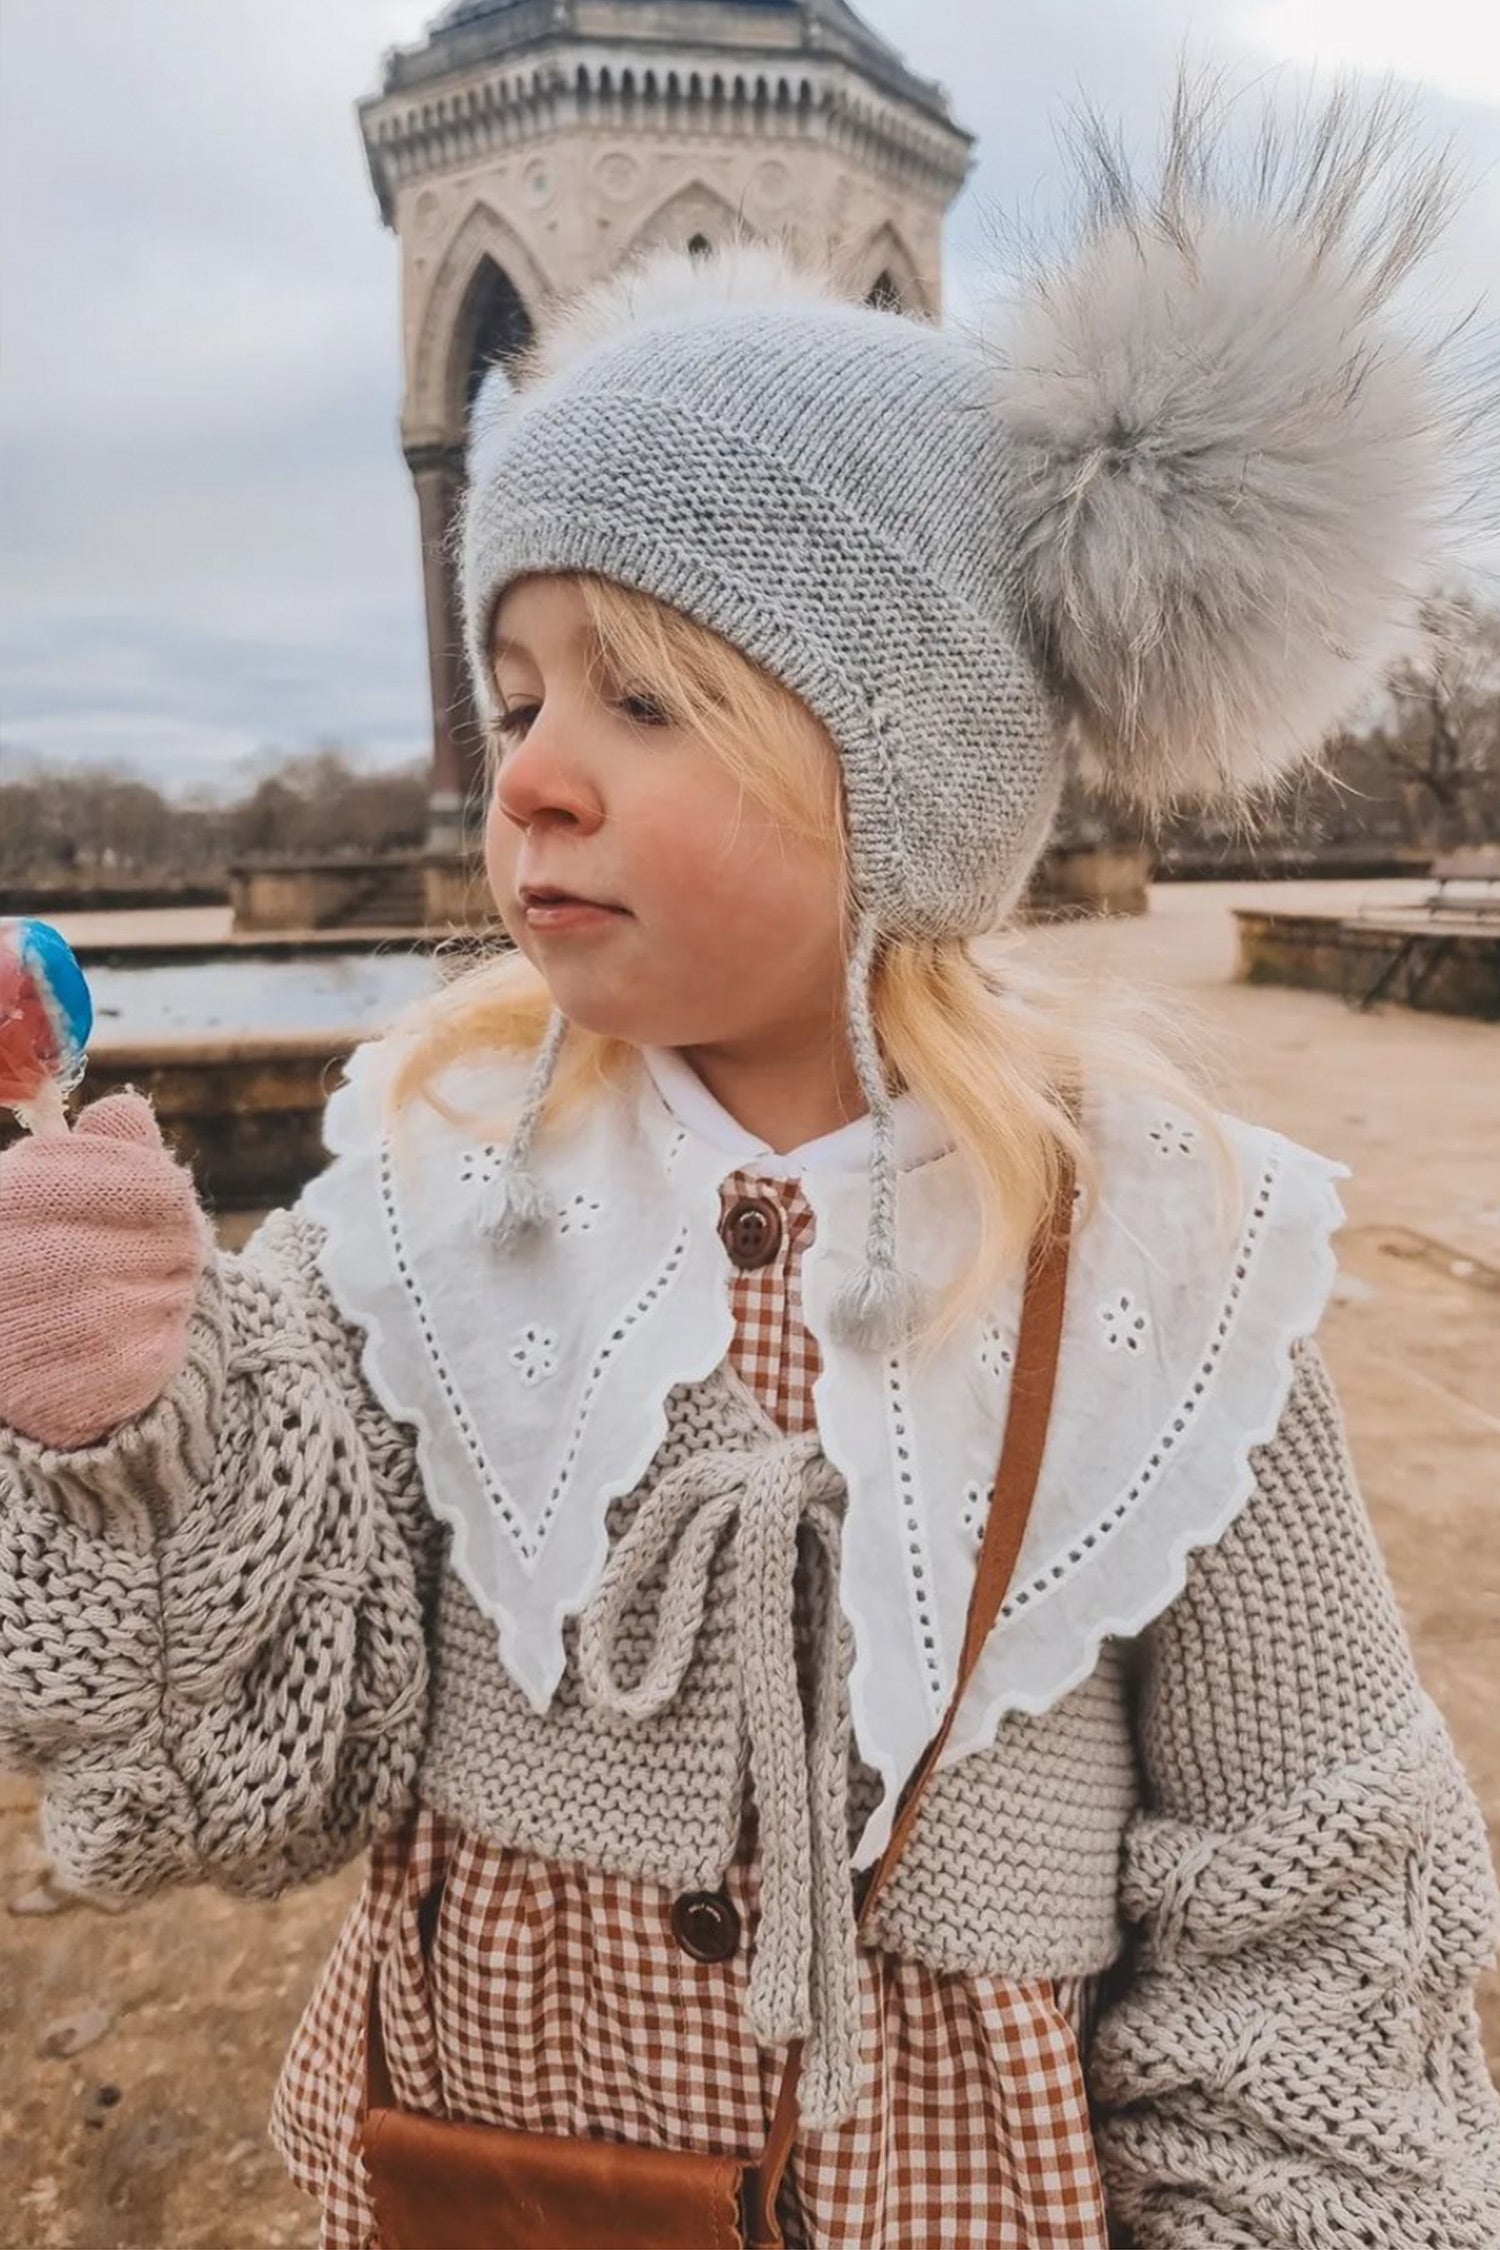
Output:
top-left (3, 89), bottom-right (1499, 2250)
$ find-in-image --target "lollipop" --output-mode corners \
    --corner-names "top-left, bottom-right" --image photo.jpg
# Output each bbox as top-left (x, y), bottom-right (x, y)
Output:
top-left (0, 917), bottom-right (93, 1137)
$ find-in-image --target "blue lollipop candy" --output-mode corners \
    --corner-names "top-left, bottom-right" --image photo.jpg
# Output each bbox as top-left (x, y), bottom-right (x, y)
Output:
top-left (0, 916), bottom-right (94, 1135)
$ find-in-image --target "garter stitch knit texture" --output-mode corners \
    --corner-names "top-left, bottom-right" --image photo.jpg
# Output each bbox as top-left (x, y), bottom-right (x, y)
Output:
top-left (3, 1208), bottom-right (1499, 2237)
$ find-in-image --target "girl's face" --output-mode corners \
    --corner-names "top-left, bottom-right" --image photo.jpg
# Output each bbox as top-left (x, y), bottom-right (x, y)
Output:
top-left (485, 575), bottom-right (849, 1055)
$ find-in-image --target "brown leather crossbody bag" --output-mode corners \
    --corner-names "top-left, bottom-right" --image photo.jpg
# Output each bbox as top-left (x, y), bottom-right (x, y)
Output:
top-left (359, 1158), bottom-right (1076, 2249)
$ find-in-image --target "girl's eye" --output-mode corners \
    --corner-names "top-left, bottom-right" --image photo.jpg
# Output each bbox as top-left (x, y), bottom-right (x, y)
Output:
top-left (617, 692), bottom-right (671, 728)
top-left (495, 704), bottom-right (539, 742)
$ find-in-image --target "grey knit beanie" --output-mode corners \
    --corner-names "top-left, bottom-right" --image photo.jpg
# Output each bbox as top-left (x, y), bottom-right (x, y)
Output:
top-left (459, 86), bottom-right (1471, 1345)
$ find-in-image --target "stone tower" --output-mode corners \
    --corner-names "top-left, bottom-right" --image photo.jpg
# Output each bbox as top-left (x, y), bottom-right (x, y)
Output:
top-left (358, 0), bottom-right (974, 847)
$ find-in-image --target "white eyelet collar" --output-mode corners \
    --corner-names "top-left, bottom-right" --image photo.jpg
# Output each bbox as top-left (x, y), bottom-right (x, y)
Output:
top-left (638, 1044), bottom-right (952, 1177)
top-left (301, 1035), bottom-right (1349, 1867)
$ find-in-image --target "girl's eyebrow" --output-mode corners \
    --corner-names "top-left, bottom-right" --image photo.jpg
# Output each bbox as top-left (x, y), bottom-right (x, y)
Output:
top-left (492, 633), bottom-right (533, 663)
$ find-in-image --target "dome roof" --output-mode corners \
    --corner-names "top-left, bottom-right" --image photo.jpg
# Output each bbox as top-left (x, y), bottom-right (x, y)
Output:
top-left (405, 1), bottom-right (951, 127)
top-left (435, 1), bottom-right (797, 23)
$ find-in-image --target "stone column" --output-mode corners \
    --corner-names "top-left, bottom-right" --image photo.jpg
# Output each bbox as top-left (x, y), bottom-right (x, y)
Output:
top-left (406, 441), bottom-right (480, 850)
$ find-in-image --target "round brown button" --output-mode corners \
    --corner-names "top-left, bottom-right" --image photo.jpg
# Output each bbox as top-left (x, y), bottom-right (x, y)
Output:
top-left (720, 1194), bottom-right (783, 1271)
top-left (669, 1888), bottom-right (742, 1964)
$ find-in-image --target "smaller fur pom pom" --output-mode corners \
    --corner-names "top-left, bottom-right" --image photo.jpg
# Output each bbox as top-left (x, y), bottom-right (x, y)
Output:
top-left (518, 232), bottom-right (840, 392)
top-left (982, 77), bottom-right (1477, 814)
top-left (478, 1164), bottom-right (555, 1251)
top-left (827, 1263), bottom-right (928, 1353)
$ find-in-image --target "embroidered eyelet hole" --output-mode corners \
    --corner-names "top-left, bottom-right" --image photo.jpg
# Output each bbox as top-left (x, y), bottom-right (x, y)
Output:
top-left (1098, 1289), bottom-right (1150, 1354)
top-left (1147, 1115), bottom-right (1200, 1160)
top-left (885, 1355), bottom-right (944, 1708)
top-left (557, 1192), bottom-right (603, 1237)
top-left (979, 1324), bottom-right (1015, 1383)
top-left (508, 1324), bottom-right (560, 1388)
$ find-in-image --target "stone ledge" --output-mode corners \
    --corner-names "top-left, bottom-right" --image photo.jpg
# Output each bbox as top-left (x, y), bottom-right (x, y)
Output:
top-left (1235, 908), bottom-right (1500, 1021)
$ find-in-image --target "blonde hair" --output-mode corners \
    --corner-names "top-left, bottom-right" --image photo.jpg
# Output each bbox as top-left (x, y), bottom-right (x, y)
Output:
top-left (390, 573), bottom-right (1239, 1354)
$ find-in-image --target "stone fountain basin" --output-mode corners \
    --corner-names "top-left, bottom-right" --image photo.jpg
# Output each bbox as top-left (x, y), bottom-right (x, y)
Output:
top-left (87, 951), bottom-right (439, 1041)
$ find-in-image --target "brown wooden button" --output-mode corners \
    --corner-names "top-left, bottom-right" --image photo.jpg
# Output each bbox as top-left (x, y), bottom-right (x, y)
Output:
top-left (669, 1888), bottom-right (742, 1964)
top-left (720, 1194), bottom-right (783, 1271)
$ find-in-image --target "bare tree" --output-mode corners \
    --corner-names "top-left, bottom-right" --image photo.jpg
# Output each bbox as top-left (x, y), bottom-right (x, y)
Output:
top-left (222, 744), bottom-right (427, 858)
top-left (0, 744), bottom-right (428, 885)
top-left (1376, 591), bottom-right (1500, 852)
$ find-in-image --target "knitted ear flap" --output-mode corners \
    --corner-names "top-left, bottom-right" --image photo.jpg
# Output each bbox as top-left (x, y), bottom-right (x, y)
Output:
top-left (982, 77), bottom-right (1478, 816)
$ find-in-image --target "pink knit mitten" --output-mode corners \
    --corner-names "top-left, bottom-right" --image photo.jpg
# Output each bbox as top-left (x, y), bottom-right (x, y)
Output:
top-left (0, 1093), bottom-right (209, 1451)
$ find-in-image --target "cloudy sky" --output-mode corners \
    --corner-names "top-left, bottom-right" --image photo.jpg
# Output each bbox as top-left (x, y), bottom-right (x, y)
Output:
top-left (1, 0), bottom-right (1497, 796)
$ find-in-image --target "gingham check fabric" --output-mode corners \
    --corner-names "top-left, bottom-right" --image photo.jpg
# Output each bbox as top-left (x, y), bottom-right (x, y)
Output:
top-left (269, 1170), bottom-right (1111, 2248)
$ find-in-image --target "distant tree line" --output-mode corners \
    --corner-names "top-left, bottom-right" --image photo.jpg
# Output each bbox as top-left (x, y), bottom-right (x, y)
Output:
top-left (0, 744), bottom-right (428, 887)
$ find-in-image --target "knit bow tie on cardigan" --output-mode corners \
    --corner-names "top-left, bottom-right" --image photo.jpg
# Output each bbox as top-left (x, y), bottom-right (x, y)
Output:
top-left (577, 1432), bottom-right (867, 2128)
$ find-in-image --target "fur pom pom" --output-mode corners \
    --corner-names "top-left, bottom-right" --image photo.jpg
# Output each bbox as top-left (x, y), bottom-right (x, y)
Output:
top-left (469, 358), bottom-right (517, 445)
top-left (517, 232), bottom-right (840, 392)
top-left (982, 79), bottom-right (1478, 812)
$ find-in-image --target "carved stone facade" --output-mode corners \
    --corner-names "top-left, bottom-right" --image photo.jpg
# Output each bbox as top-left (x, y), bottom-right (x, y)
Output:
top-left (358, 0), bottom-right (974, 843)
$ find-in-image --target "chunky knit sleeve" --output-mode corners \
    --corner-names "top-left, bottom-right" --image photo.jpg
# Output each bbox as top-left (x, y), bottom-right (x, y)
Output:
top-left (0, 1208), bottom-right (444, 1904)
top-left (1089, 1337), bottom-right (1500, 2248)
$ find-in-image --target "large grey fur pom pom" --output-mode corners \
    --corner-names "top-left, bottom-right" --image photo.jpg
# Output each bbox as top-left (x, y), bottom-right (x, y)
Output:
top-left (983, 77), bottom-right (1481, 813)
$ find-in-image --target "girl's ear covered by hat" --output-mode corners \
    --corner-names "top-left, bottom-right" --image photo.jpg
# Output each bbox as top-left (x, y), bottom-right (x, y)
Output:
top-left (979, 73), bottom-right (1492, 820)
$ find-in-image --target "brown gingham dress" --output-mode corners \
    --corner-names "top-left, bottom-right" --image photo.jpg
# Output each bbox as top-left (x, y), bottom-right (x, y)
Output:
top-left (270, 1170), bottom-right (1113, 2248)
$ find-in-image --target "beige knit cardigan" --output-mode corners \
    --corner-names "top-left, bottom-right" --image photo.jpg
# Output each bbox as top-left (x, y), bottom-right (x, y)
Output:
top-left (3, 1206), bottom-right (1499, 2243)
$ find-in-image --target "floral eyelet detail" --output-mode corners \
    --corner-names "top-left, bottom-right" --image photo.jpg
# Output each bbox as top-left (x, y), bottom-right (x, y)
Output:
top-left (557, 1193), bottom-right (602, 1236)
top-left (459, 1144), bottom-right (505, 1188)
top-left (979, 1325), bottom-right (1014, 1383)
top-left (1099, 1290), bottom-right (1149, 1353)
top-left (1147, 1116), bottom-right (1199, 1160)
top-left (961, 1480), bottom-right (990, 1545)
top-left (508, 1324), bottom-right (559, 1386)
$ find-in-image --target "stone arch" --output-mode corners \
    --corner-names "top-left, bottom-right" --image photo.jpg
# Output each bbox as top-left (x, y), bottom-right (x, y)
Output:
top-left (629, 180), bottom-right (751, 260)
top-left (851, 220), bottom-right (929, 317)
top-left (409, 201), bottom-right (552, 443)
top-left (458, 258), bottom-right (536, 421)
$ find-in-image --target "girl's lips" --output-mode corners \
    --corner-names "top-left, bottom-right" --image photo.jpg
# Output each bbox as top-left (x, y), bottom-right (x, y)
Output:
top-left (522, 897), bottom-right (629, 934)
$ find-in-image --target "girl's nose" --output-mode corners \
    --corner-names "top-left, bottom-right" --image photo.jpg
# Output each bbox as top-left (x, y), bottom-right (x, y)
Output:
top-left (493, 715), bottom-right (603, 834)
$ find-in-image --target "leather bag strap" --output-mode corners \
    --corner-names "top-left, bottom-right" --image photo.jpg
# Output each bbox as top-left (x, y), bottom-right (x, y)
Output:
top-left (747, 1150), bottom-right (1077, 2239)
